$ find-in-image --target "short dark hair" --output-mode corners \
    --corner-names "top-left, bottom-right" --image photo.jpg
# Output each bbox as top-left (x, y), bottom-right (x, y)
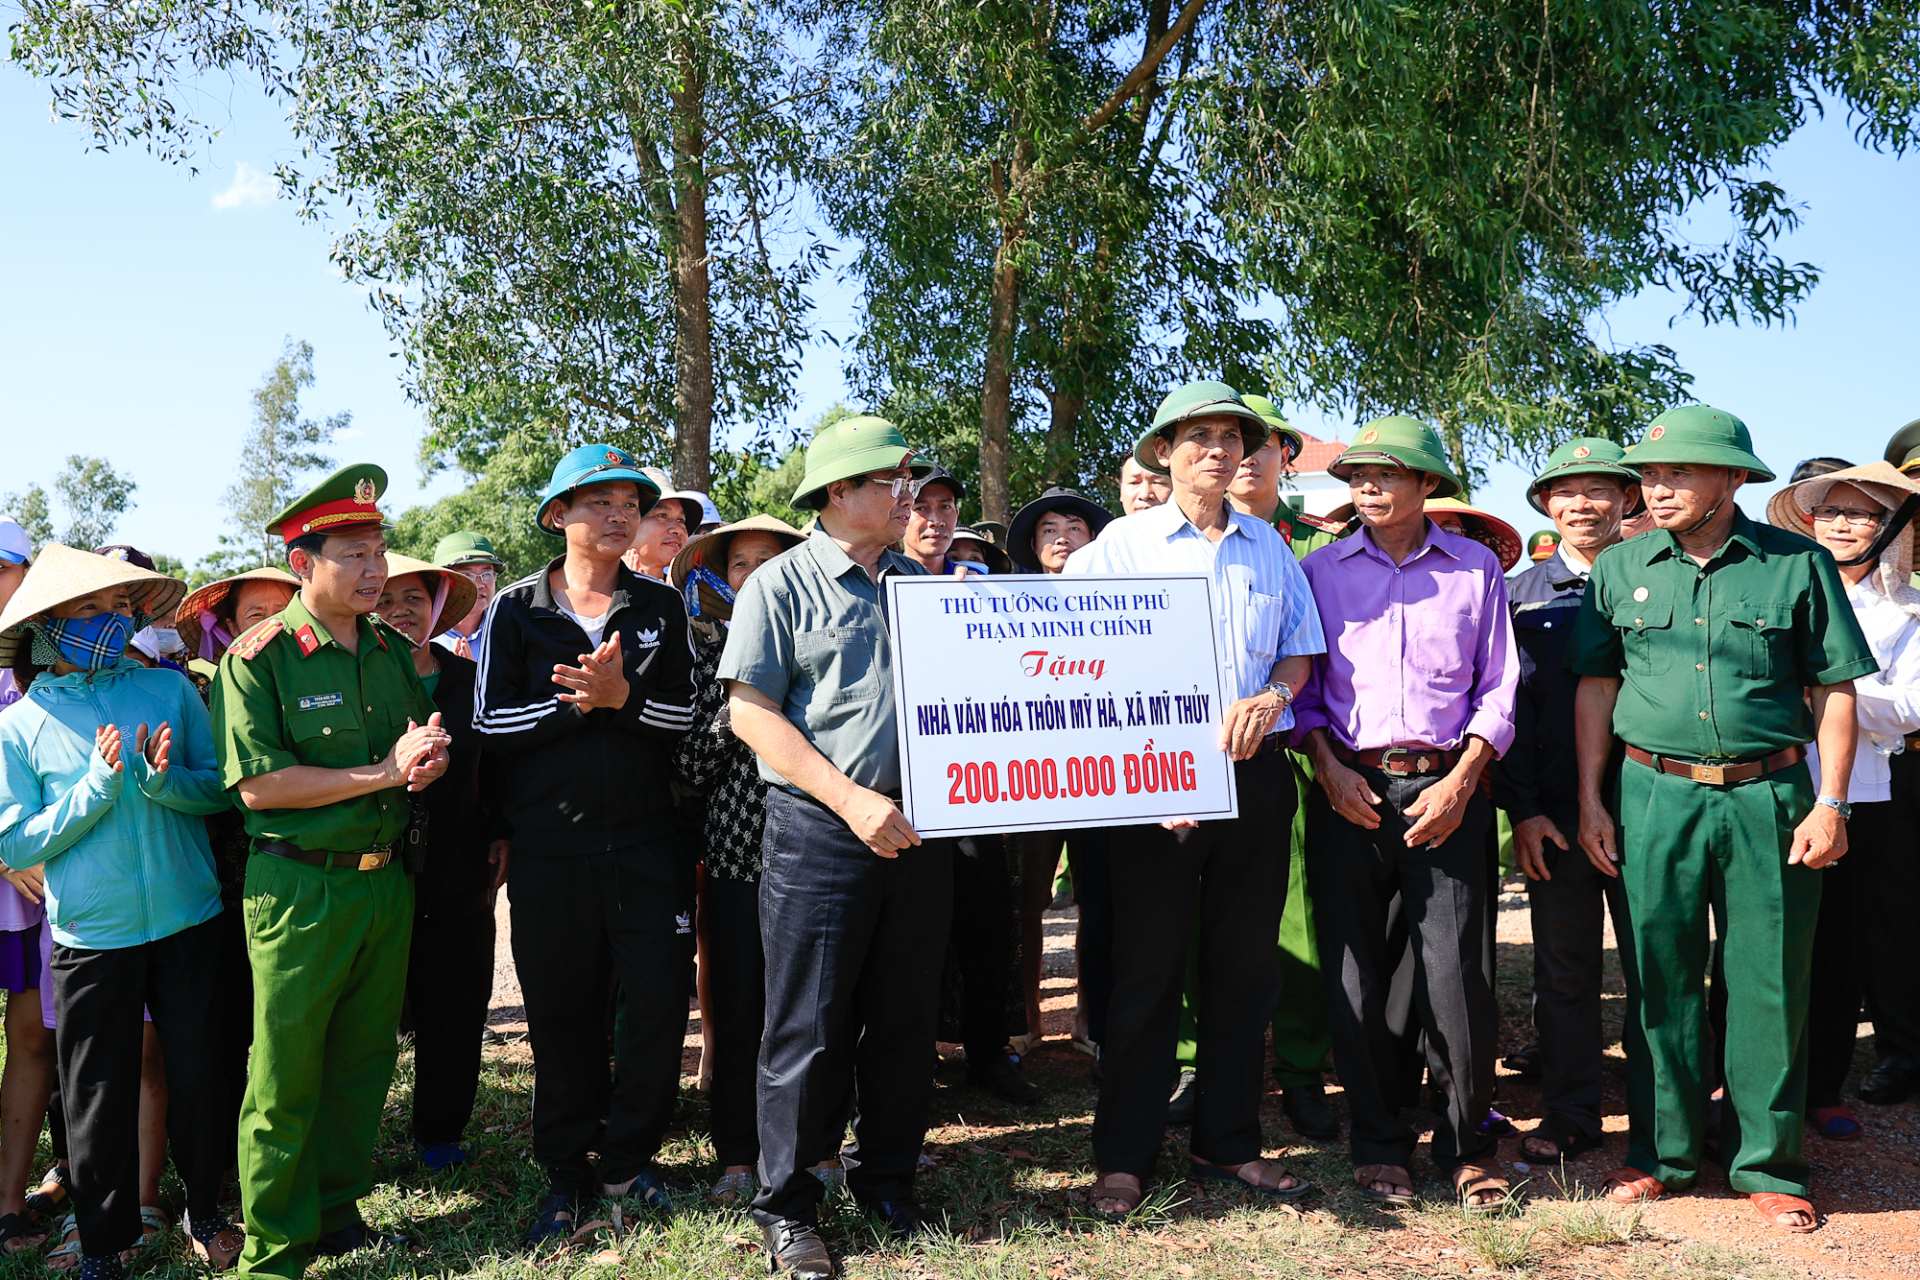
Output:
top-left (1789, 457), bottom-right (1853, 484)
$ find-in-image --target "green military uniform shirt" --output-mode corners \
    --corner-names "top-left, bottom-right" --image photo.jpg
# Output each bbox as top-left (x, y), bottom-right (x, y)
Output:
top-left (717, 528), bottom-right (928, 795)
top-left (211, 592), bottom-right (437, 853)
top-left (1567, 509), bottom-right (1876, 759)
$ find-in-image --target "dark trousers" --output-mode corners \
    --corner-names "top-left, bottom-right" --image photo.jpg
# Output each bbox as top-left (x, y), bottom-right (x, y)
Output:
top-left (1524, 801), bottom-right (1641, 1138)
top-left (703, 875), bottom-right (764, 1170)
top-left (403, 907), bottom-right (496, 1146)
top-left (51, 914), bottom-right (226, 1258)
top-left (509, 845), bottom-right (693, 1195)
top-left (1809, 764), bottom-right (1920, 1102)
top-left (1069, 831), bottom-right (1114, 1046)
top-left (1308, 768), bottom-right (1497, 1171)
top-left (1092, 752), bottom-right (1292, 1176)
top-left (952, 836), bottom-right (1014, 1063)
top-left (751, 790), bottom-right (953, 1227)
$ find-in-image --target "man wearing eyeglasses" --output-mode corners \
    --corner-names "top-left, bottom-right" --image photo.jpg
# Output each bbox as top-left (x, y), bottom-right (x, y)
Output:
top-left (432, 532), bottom-right (508, 666)
top-left (721, 415), bottom-right (945, 1278)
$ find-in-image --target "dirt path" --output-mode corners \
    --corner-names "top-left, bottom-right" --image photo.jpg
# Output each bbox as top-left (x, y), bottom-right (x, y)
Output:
top-left (481, 878), bottom-right (1920, 1275)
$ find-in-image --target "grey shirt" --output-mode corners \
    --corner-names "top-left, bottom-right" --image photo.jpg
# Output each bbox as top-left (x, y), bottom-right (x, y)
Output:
top-left (716, 528), bottom-right (928, 795)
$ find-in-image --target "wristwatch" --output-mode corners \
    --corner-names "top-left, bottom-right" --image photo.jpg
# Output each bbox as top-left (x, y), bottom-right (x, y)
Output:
top-left (1815, 795), bottom-right (1852, 820)
top-left (1260, 680), bottom-right (1294, 708)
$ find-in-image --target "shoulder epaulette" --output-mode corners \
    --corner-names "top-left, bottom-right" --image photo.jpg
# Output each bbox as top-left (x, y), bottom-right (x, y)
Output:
top-left (294, 624), bottom-right (322, 657)
top-left (229, 619), bottom-right (285, 661)
top-left (1297, 512), bottom-right (1349, 534)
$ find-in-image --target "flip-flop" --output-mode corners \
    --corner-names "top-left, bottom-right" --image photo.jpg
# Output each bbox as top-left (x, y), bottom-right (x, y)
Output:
top-left (1808, 1105), bottom-right (1862, 1141)
top-left (1751, 1191), bottom-right (1819, 1234)
top-left (1090, 1172), bottom-right (1144, 1222)
top-left (24, 1167), bottom-right (69, 1221)
top-left (1453, 1163), bottom-right (1512, 1215)
top-left (1189, 1158), bottom-right (1314, 1202)
top-left (1353, 1164), bottom-right (1416, 1206)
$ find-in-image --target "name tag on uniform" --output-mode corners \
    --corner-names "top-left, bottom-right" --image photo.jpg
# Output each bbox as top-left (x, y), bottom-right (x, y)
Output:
top-left (298, 692), bottom-right (345, 710)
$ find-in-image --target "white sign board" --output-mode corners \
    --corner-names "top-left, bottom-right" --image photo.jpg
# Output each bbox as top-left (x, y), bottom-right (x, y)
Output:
top-left (885, 573), bottom-right (1239, 839)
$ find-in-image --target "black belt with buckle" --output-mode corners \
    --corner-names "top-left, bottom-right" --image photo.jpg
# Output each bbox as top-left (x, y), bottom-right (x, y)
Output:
top-left (255, 839), bottom-right (396, 871)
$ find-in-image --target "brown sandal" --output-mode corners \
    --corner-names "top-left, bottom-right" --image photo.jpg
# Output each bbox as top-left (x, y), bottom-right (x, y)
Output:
top-left (1090, 1172), bottom-right (1144, 1221)
top-left (1353, 1164), bottom-right (1416, 1206)
top-left (1190, 1157), bottom-right (1313, 1202)
top-left (1602, 1166), bottom-right (1665, 1204)
top-left (1750, 1192), bottom-right (1818, 1233)
top-left (1453, 1162), bottom-right (1511, 1214)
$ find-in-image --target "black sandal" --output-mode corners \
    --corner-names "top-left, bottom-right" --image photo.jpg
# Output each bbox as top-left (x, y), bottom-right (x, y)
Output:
top-left (1518, 1113), bottom-right (1602, 1162)
top-left (24, 1165), bottom-right (70, 1221)
top-left (0, 1212), bottom-right (37, 1255)
top-left (1500, 1042), bottom-right (1542, 1078)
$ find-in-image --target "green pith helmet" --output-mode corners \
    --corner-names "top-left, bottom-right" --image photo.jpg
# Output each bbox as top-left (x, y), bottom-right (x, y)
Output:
top-left (1527, 437), bottom-right (1643, 515)
top-left (1528, 529), bottom-right (1561, 561)
top-left (1622, 405), bottom-right (1773, 483)
top-left (432, 530), bottom-right (507, 569)
top-left (791, 414), bottom-right (933, 511)
top-left (1327, 416), bottom-right (1463, 500)
top-left (1133, 380), bottom-right (1268, 475)
top-left (1885, 418), bottom-right (1920, 473)
top-left (268, 463), bottom-right (390, 543)
top-left (1239, 393), bottom-right (1306, 455)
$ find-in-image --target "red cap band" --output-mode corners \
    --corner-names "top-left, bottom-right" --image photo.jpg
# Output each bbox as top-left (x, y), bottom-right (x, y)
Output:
top-left (280, 497), bottom-right (385, 543)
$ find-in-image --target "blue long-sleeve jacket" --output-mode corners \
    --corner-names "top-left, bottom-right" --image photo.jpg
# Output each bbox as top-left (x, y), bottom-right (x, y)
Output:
top-left (0, 658), bottom-right (225, 949)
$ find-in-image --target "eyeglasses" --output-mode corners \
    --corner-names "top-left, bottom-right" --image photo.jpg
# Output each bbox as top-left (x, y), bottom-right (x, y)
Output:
top-left (459, 568), bottom-right (497, 584)
top-left (853, 473), bottom-right (915, 498)
top-left (1809, 506), bottom-right (1885, 528)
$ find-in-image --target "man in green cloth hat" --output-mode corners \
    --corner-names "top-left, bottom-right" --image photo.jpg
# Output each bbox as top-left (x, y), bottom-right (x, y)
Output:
top-left (1491, 438), bottom-right (1646, 1164)
top-left (1568, 405), bottom-right (1874, 1234)
top-left (211, 463), bottom-right (451, 1275)
top-left (431, 531), bottom-right (508, 666)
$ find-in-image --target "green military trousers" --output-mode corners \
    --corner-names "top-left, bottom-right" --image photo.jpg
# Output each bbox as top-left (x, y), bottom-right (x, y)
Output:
top-left (1177, 752), bottom-right (1330, 1084)
top-left (1619, 757), bottom-right (1819, 1196)
top-left (237, 854), bottom-right (415, 1277)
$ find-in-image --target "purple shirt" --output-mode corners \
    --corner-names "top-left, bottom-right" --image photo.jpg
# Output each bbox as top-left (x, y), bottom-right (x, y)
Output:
top-left (1292, 522), bottom-right (1519, 756)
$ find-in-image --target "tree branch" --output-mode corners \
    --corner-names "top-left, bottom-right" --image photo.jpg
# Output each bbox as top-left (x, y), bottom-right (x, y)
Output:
top-left (1072, 0), bottom-right (1208, 149)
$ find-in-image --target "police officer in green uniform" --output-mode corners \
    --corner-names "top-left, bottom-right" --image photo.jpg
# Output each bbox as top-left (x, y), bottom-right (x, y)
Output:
top-left (210, 464), bottom-right (451, 1276)
top-left (1568, 407), bottom-right (1874, 1234)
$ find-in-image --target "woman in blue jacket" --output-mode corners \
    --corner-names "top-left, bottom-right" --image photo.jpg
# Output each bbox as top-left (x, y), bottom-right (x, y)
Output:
top-left (0, 545), bottom-right (245, 1276)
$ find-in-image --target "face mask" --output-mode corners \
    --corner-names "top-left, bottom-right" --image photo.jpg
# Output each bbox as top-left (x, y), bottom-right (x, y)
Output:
top-left (34, 612), bottom-right (136, 671)
top-left (146, 627), bottom-right (183, 656)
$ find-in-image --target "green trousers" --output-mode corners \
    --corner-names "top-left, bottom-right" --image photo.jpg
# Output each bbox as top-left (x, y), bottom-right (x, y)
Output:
top-left (1177, 752), bottom-right (1330, 1086)
top-left (237, 855), bottom-right (415, 1277)
top-left (1619, 759), bottom-right (1818, 1196)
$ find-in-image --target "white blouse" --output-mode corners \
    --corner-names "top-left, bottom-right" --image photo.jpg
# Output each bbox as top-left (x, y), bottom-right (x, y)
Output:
top-left (1811, 579), bottom-right (1920, 804)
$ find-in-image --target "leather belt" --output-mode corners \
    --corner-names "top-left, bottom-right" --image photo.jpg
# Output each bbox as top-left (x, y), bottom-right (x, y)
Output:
top-left (1905, 734), bottom-right (1920, 755)
top-left (1251, 734), bottom-right (1287, 759)
top-left (1334, 744), bottom-right (1460, 778)
top-left (1623, 744), bottom-right (1805, 787)
top-left (256, 839), bottom-right (396, 871)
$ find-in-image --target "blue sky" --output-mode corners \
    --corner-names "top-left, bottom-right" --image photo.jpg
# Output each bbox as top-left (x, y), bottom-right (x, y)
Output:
top-left (2, 68), bottom-right (1916, 565)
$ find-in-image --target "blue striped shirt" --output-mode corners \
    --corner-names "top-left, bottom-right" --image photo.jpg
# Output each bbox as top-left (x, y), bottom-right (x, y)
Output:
top-left (1065, 501), bottom-right (1325, 727)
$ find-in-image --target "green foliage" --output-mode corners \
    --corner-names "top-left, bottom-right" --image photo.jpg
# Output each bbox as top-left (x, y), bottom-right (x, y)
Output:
top-left (384, 429), bottom-right (573, 581)
top-left (221, 338), bottom-right (347, 567)
top-left (0, 484), bottom-right (54, 551)
top-left (3, 457), bottom-right (138, 552)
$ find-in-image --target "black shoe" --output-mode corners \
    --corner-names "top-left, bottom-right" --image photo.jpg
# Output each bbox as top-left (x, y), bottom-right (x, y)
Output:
top-left (313, 1221), bottom-right (410, 1258)
top-left (853, 1195), bottom-right (929, 1240)
top-left (1167, 1068), bottom-right (1198, 1125)
top-left (967, 1053), bottom-right (1039, 1104)
top-left (520, 1193), bottom-right (580, 1249)
top-left (1860, 1056), bottom-right (1920, 1105)
top-left (1280, 1082), bottom-right (1339, 1140)
top-left (763, 1218), bottom-right (835, 1278)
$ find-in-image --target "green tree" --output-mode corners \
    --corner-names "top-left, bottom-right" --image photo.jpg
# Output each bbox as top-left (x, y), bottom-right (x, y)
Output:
top-left (384, 429), bottom-right (572, 582)
top-left (10, 0), bottom-right (827, 492)
top-left (3, 458), bottom-right (138, 551)
top-left (0, 485), bottom-right (54, 551)
top-left (218, 338), bottom-right (346, 569)
top-left (821, 0), bottom-right (1920, 516)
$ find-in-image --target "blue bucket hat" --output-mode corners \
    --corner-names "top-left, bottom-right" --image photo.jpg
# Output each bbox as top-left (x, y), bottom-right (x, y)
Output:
top-left (535, 445), bottom-right (662, 538)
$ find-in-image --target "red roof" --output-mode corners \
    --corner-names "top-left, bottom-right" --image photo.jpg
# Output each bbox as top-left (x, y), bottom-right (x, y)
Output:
top-left (1286, 429), bottom-right (1345, 474)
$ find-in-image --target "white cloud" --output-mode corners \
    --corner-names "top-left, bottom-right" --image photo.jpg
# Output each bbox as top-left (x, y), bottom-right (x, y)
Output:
top-left (212, 162), bottom-right (276, 211)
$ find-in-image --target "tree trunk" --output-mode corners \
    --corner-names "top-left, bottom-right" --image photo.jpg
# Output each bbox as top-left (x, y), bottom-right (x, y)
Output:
top-left (671, 49), bottom-right (713, 491)
top-left (1044, 387), bottom-right (1083, 488)
top-left (980, 141), bottom-right (1033, 525)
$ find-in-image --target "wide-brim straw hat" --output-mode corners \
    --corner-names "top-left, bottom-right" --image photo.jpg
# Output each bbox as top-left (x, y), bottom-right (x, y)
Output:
top-left (177, 566), bottom-right (303, 659)
top-left (669, 515), bottom-right (806, 620)
top-left (0, 544), bottom-right (188, 669)
top-left (1769, 461), bottom-right (1920, 613)
top-left (382, 553), bottom-right (480, 642)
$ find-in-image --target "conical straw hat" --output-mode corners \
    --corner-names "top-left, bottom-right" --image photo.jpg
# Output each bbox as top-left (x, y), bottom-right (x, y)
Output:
top-left (0, 544), bottom-right (188, 668)
top-left (176, 566), bottom-right (302, 660)
top-left (382, 553), bottom-right (479, 642)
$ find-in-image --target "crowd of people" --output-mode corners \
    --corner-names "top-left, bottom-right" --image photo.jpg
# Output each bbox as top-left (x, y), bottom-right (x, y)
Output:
top-left (0, 387), bottom-right (1912, 1280)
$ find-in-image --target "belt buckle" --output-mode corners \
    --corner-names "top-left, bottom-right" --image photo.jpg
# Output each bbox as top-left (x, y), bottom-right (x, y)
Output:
top-left (1377, 748), bottom-right (1411, 777)
top-left (358, 849), bottom-right (391, 871)
top-left (1688, 762), bottom-right (1726, 786)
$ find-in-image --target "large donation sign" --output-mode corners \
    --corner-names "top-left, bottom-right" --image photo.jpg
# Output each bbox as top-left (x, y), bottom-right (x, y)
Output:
top-left (885, 572), bottom-right (1238, 839)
